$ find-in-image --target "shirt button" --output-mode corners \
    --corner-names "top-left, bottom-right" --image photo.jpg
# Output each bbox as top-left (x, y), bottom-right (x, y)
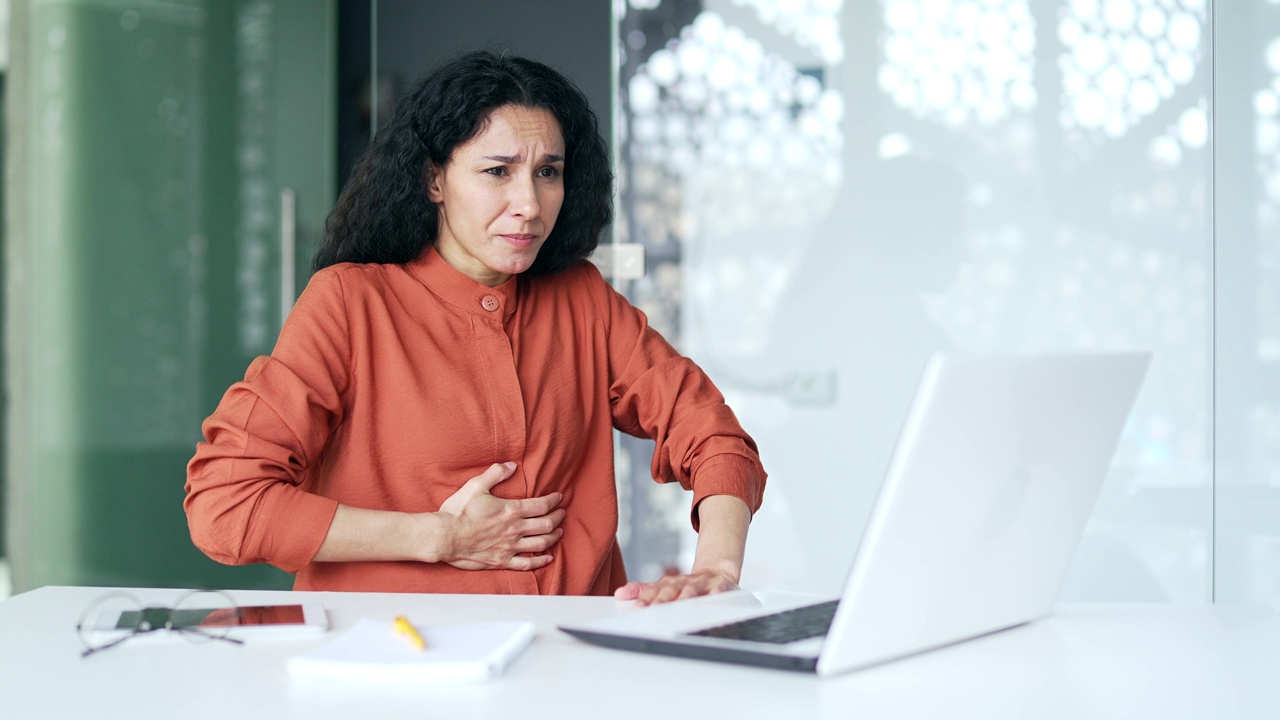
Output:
top-left (480, 295), bottom-right (500, 312)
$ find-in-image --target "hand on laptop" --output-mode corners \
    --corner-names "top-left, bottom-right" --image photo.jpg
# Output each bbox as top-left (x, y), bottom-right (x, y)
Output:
top-left (613, 568), bottom-right (739, 608)
top-left (614, 495), bottom-right (750, 607)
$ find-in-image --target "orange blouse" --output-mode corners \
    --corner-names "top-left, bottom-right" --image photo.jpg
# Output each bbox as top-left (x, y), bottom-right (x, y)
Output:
top-left (185, 247), bottom-right (766, 595)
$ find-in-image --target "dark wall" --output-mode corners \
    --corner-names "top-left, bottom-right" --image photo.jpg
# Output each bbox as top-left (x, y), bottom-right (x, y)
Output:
top-left (337, 0), bottom-right (614, 187)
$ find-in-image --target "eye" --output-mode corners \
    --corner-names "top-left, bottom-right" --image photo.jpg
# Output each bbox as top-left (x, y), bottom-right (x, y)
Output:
top-left (484, 166), bottom-right (508, 177)
top-left (537, 166), bottom-right (562, 178)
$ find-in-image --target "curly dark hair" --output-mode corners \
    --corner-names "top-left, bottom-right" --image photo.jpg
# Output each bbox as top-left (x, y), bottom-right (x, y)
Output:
top-left (314, 51), bottom-right (613, 274)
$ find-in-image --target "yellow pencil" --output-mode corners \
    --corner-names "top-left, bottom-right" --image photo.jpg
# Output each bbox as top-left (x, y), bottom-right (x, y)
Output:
top-left (393, 615), bottom-right (427, 651)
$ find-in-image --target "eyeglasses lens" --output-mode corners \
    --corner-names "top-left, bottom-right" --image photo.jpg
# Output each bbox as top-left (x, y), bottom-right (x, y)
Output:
top-left (76, 592), bottom-right (143, 652)
top-left (171, 590), bottom-right (239, 643)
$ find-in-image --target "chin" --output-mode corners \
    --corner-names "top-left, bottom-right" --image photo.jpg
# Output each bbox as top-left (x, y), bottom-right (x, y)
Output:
top-left (495, 251), bottom-right (542, 276)
top-left (508, 255), bottom-right (539, 271)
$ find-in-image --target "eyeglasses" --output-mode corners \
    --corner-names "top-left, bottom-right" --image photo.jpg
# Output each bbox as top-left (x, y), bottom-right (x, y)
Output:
top-left (75, 589), bottom-right (246, 658)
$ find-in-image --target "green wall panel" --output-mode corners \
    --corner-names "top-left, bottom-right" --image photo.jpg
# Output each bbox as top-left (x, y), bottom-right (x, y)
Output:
top-left (7, 0), bottom-right (336, 592)
top-left (1, 71), bottom-right (8, 560)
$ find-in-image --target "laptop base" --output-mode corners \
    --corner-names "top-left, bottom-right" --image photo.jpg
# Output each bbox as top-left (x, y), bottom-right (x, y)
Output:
top-left (558, 627), bottom-right (820, 673)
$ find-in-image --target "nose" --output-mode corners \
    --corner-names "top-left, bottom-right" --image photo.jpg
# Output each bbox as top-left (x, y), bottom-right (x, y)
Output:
top-left (509, 176), bottom-right (540, 219)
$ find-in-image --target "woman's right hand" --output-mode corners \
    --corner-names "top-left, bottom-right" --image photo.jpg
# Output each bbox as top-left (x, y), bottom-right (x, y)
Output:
top-left (431, 462), bottom-right (565, 571)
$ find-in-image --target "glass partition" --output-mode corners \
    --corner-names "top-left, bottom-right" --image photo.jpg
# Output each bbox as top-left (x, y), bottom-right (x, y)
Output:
top-left (1213, 3), bottom-right (1280, 604)
top-left (614, 0), bottom-right (1247, 602)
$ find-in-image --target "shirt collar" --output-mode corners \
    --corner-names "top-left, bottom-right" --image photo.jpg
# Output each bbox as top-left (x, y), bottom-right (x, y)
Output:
top-left (406, 245), bottom-right (518, 319)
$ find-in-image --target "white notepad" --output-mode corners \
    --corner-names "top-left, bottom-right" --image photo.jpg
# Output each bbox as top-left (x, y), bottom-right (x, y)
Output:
top-left (288, 618), bottom-right (536, 684)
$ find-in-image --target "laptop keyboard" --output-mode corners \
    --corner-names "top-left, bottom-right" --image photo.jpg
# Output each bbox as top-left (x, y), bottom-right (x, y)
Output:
top-left (685, 600), bottom-right (840, 645)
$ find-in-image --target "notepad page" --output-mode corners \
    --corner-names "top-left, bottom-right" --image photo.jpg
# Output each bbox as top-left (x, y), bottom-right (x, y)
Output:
top-left (288, 618), bottom-right (536, 683)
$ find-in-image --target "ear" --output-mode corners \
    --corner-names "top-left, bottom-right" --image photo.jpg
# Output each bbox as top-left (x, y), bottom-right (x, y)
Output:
top-left (424, 162), bottom-right (445, 204)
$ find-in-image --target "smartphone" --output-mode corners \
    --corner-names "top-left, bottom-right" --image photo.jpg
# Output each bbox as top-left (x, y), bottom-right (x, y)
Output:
top-left (88, 603), bottom-right (329, 638)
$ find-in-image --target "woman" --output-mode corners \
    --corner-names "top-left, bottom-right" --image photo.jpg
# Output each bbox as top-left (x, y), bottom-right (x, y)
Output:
top-left (185, 51), bottom-right (765, 606)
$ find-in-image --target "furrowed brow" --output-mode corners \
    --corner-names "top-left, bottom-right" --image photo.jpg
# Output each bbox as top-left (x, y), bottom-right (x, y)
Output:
top-left (480, 153), bottom-right (564, 163)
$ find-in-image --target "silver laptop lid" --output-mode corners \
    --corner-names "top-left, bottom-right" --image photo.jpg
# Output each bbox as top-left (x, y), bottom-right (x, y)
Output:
top-left (817, 351), bottom-right (1150, 675)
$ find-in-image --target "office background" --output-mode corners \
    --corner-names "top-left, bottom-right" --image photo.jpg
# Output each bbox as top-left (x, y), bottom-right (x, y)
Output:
top-left (3, 0), bottom-right (1278, 607)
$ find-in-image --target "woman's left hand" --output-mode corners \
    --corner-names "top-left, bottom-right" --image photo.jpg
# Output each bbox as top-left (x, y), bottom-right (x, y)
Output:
top-left (613, 568), bottom-right (739, 607)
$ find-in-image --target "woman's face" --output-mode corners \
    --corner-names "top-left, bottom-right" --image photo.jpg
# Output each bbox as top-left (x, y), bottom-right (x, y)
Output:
top-left (428, 104), bottom-right (566, 287)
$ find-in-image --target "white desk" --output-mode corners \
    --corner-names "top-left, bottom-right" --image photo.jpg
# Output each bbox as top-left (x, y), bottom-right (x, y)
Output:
top-left (1, 586), bottom-right (1278, 720)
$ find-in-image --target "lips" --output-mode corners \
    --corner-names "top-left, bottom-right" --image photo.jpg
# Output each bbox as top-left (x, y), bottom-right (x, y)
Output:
top-left (500, 234), bottom-right (538, 248)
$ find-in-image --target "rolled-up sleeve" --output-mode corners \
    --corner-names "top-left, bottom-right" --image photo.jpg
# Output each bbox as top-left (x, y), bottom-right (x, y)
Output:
top-left (184, 269), bottom-right (351, 572)
top-left (595, 265), bottom-right (766, 530)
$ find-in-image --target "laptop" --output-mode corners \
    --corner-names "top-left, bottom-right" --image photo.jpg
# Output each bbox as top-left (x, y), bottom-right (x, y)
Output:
top-left (559, 351), bottom-right (1151, 676)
